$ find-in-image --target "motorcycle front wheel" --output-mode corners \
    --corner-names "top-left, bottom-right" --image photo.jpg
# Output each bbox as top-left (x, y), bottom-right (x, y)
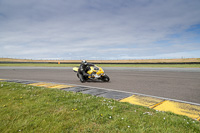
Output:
top-left (102, 75), bottom-right (110, 82)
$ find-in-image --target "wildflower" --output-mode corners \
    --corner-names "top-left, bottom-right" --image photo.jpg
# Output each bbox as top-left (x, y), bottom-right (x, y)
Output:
top-left (100, 114), bottom-right (103, 117)
top-left (121, 117), bottom-right (124, 120)
top-left (72, 109), bottom-right (74, 111)
top-left (128, 126), bottom-right (130, 128)
top-left (3, 105), bottom-right (6, 107)
top-left (163, 117), bottom-right (165, 120)
top-left (75, 109), bottom-right (77, 111)
top-left (20, 97), bottom-right (23, 99)
top-left (19, 130), bottom-right (21, 132)
top-left (143, 112), bottom-right (153, 115)
top-left (187, 122), bottom-right (189, 124)
top-left (109, 116), bottom-right (112, 119)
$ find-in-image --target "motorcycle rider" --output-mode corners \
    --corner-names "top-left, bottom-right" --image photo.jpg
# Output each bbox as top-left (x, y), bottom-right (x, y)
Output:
top-left (78, 60), bottom-right (94, 82)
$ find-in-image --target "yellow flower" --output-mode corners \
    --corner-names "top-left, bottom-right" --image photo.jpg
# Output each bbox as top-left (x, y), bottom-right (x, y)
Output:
top-left (75, 109), bottom-right (77, 111)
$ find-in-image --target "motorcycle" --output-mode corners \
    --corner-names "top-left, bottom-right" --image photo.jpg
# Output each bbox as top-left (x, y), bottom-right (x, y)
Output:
top-left (73, 65), bottom-right (110, 83)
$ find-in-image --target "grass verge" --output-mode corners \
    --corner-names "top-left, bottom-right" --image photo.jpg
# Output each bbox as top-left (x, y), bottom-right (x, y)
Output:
top-left (0, 63), bottom-right (200, 68)
top-left (0, 82), bottom-right (200, 132)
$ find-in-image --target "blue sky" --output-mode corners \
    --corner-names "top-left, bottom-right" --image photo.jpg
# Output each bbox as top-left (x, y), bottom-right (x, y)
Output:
top-left (0, 0), bottom-right (200, 60)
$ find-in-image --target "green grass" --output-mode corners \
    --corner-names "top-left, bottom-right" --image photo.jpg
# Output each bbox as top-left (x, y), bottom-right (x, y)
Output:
top-left (0, 82), bottom-right (199, 132)
top-left (0, 63), bottom-right (200, 68)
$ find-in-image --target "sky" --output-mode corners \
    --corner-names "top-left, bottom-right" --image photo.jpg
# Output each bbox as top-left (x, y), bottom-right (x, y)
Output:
top-left (0, 0), bottom-right (200, 60)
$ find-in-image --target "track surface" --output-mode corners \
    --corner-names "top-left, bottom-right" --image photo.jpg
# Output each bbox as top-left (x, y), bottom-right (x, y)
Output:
top-left (1, 67), bottom-right (200, 103)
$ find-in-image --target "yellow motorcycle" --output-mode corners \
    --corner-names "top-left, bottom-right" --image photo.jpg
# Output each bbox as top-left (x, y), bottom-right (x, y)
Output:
top-left (73, 65), bottom-right (110, 82)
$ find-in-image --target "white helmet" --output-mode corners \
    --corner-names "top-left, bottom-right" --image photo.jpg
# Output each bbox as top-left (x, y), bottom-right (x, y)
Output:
top-left (82, 60), bottom-right (88, 65)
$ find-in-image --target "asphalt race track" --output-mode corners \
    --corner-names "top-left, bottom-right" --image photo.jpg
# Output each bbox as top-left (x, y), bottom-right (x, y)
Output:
top-left (1, 67), bottom-right (200, 104)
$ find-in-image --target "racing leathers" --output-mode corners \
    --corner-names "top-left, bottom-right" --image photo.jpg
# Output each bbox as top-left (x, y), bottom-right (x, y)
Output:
top-left (78, 62), bottom-right (94, 82)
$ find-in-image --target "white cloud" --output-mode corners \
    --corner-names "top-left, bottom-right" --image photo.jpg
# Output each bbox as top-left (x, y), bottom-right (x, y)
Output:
top-left (0, 0), bottom-right (200, 59)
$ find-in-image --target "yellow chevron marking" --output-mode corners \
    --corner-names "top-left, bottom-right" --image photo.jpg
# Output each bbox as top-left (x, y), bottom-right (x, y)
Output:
top-left (48, 85), bottom-right (73, 89)
top-left (150, 100), bottom-right (166, 109)
top-left (36, 83), bottom-right (55, 87)
top-left (120, 95), bottom-right (163, 107)
top-left (28, 82), bottom-right (74, 89)
top-left (120, 94), bottom-right (200, 120)
top-left (154, 100), bottom-right (200, 120)
top-left (28, 82), bottom-right (47, 86)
